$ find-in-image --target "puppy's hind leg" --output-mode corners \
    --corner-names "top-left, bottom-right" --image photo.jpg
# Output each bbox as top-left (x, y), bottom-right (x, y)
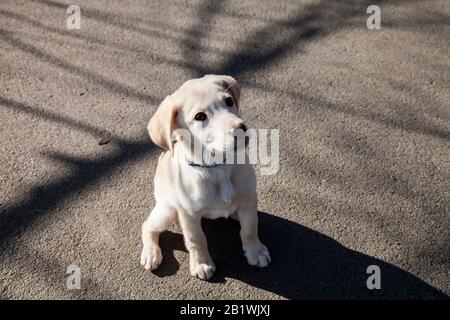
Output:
top-left (140, 203), bottom-right (176, 271)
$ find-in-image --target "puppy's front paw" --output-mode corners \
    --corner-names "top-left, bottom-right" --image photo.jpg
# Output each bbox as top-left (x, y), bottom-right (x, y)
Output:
top-left (140, 246), bottom-right (162, 271)
top-left (244, 243), bottom-right (271, 268)
top-left (190, 260), bottom-right (216, 280)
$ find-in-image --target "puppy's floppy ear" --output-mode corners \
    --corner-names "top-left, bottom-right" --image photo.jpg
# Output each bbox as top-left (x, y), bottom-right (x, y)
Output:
top-left (148, 96), bottom-right (179, 155)
top-left (206, 75), bottom-right (241, 109)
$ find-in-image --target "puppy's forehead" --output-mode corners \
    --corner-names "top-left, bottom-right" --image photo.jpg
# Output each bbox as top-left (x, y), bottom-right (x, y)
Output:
top-left (173, 77), bottom-right (223, 106)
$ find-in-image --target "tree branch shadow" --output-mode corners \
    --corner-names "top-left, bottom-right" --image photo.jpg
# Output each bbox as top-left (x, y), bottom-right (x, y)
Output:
top-left (0, 97), bottom-right (157, 251)
top-left (0, 29), bottom-right (159, 105)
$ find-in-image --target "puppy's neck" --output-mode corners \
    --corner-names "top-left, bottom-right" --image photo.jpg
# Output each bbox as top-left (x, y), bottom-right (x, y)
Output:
top-left (171, 142), bottom-right (235, 212)
top-left (174, 142), bottom-right (225, 167)
top-left (173, 144), bottom-right (232, 175)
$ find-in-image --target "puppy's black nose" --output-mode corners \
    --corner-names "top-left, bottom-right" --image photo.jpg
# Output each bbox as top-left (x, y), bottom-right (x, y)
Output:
top-left (239, 123), bottom-right (247, 132)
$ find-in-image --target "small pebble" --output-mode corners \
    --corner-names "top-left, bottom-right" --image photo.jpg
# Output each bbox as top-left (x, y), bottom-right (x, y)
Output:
top-left (98, 139), bottom-right (110, 145)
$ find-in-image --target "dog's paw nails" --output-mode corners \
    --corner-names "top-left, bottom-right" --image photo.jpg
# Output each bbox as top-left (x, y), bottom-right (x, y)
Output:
top-left (245, 244), bottom-right (271, 268)
top-left (140, 246), bottom-right (162, 271)
top-left (190, 262), bottom-right (216, 280)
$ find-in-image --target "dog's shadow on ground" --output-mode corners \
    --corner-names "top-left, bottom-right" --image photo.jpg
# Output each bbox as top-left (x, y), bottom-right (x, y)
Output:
top-left (155, 211), bottom-right (448, 299)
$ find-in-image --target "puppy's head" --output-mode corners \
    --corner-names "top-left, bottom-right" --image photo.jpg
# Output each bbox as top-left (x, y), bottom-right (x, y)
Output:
top-left (148, 75), bottom-right (245, 162)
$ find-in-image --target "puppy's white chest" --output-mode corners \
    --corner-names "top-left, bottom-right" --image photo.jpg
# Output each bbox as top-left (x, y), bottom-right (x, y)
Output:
top-left (216, 181), bottom-right (232, 204)
top-left (202, 182), bottom-right (237, 218)
top-left (178, 168), bottom-right (236, 218)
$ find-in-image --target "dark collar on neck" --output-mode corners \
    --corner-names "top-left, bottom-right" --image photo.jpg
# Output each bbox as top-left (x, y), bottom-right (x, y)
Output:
top-left (186, 158), bottom-right (222, 168)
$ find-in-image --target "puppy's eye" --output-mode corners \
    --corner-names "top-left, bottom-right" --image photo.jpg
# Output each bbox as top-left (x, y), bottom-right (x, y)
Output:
top-left (225, 96), bottom-right (234, 107)
top-left (194, 112), bottom-right (207, 121)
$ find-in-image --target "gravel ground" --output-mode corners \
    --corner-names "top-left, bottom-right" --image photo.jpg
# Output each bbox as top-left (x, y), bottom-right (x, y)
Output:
top-left (0, 0), bottom-right (449, 299)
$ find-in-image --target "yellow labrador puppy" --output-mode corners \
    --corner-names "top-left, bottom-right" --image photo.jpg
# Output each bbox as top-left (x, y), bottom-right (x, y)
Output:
top-left (140, 75), bottom-right (270, 280)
